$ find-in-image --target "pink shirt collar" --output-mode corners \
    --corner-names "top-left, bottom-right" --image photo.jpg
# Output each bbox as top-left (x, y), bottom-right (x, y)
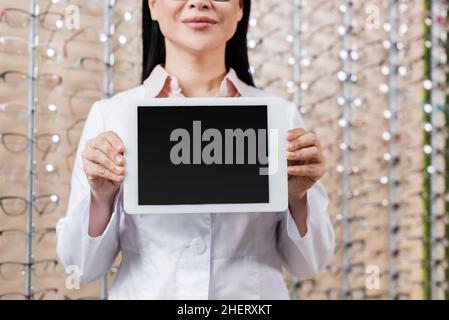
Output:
top-left (143, 64), bottom-right (252, 98)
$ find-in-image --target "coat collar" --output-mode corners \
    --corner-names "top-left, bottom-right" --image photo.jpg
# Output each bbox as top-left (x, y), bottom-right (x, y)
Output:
top-left (143, 64), bottom-right (253, 98)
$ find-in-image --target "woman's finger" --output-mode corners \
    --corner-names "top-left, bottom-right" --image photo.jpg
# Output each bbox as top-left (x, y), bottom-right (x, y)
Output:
top-left (286, 132), bottom-right (317, 152)
top-left (83, 158), bottom-right (125, 182)
top-left (101, 131), bottom-right (125, 153)
top-left (286, 128), bottom-right (307, 141)
top-left (287, 163), bottom-right (323, 178)
top-left (82, 147), bottom-right (125, 176)
top-left (87, 136), bottom-right (124, 166)
top-left (287, 146), bottom-right (322, 163)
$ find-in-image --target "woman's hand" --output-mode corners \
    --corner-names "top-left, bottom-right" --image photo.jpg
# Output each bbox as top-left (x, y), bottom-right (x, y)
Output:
top-left (285, 128), bottom-right (325, 236)
top-left (81, 131), bottom-right (125, 200)
top-left (286, 128), bottom-right (325, 201)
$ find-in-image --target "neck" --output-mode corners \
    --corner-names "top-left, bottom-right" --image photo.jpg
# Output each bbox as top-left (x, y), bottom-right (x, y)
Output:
top-left (164, 40), bottom-right (227, 97)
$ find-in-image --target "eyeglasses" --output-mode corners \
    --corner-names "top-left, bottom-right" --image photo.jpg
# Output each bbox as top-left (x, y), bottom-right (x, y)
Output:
top-left (325, 261), bottom-right (366, 277)
top-left (67, 56), bottom-right (138, 75)
top-left (299, 66), bottom-right (341, 94)
top-left (302, 21), bottom-right (339, 43)
top-left (321, 140), bottom-right (367, 154)
top-left (0, 228), bottom-right (56, 249)
top-left (0, 70), bottom-right (62, 89)
top-left (301, 37), bottom-right (342, 65)
top-left (0, 163), bottom-right (63, 186)
top-left (0, 7), bottom-right (64, 31)
top-left (46, 0), bottom-right (136, 18)
top-left (299, 90), bottom-right (340, 114)
top-left (64, 24), bottom-right (139, 59)
top-left (248, 26), bottom-right (283, 50)
top-left (0, 288), bottom-right (59, 300)
top-left (0, 259), bottom-right (61, 280)
top-left (0, 132), bottom-right (60, 154)
top-left (44, 0), bottom-right (104, 17)
top-left (354, 34), bottom-right (423, 65)
top-left (63, 295), bottom-right (101, 300)
top-left (400, 211), bottom-right (449, 225)
top-left (0, 36), bottom-right (59, 61)
top-left (300, 52), bottom-right (425, 103)
top-left (0, 101), bottom-right (60, 122)
top-left (65, 84), bottom-right (129, 117)
top-left (65, 86), bottom-right (103, 117)
top-left (309, 288), bottom-right (342, 300)
top-left (0, 194), bottom-right (60, 217)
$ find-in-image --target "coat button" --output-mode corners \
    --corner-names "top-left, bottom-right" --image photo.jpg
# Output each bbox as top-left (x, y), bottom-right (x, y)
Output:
top-left (191, 238), bottom-right (207, 255)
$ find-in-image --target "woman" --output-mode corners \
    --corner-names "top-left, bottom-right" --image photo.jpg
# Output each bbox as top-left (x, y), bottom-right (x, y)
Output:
top-left (56, 0), bottom-right (335, 299)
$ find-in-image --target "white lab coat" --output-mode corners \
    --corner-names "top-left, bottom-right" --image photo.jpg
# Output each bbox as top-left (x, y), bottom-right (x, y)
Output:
top-left (56, 83), bottom-right (335, 300)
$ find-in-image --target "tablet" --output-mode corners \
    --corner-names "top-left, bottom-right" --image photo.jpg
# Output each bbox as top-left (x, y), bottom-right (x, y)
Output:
top-left (123, 97), bottom-right (289, 214)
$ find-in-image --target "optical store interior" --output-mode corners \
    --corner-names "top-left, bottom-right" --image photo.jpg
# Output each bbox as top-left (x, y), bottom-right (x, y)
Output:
top-left (1, 0), bottom-right (449, 300)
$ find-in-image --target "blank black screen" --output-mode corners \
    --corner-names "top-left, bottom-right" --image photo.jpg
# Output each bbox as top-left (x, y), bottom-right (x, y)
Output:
top-left (137, 105), bottom-right (269, 205)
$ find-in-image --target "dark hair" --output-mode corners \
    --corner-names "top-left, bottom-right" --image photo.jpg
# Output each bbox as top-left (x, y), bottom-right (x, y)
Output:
top-left (141, 0), bottom-right (255, 87)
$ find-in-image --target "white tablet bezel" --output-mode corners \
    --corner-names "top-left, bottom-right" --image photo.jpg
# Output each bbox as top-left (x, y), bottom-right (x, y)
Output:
top-left (123, 97), bottom-right (289, 214)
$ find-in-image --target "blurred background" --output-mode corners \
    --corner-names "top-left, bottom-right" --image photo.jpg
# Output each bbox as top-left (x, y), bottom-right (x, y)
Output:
top-left (0, 0), bottom-right (448, 300)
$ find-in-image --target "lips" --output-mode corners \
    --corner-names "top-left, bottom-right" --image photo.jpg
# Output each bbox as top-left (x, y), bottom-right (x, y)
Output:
top-left (182, 16), bottom-right (218, 24)
top-left (182, 16), bottom-right (218, 30)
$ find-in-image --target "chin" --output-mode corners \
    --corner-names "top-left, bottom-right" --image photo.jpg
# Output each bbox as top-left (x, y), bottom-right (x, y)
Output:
top-left (180, 41), bottom-right (223, 55)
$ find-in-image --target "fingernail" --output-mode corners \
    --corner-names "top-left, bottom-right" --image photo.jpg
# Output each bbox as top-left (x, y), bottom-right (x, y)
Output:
top-left (115, 165), bottom-right (123, 172)
top-left (115, 155), bottom-right (124, 163)
top-left (288, 152), bottom-right (295, 157)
